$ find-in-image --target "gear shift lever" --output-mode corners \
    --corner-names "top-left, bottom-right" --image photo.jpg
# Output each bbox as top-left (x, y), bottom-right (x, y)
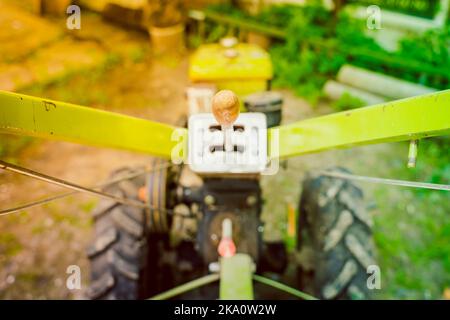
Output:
top-left (211, 90), bottom-right (240, 152)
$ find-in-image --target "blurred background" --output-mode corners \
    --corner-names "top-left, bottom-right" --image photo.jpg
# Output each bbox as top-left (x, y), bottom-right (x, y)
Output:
top-left (0, 0), bottom-right (449, 299)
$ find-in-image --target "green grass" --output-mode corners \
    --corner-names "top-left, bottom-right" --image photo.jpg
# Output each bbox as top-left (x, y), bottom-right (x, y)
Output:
top-left (128, 46), bottom-right (147, 64)
top-left (0, 135), bottom-right (35, 163)
top-left (332, 92), bottom-right (366, 111)
top-left (0, 233), bottom-right (23, 257)
top-left (0, 43), bottom-right (136, 160)
top-left (79, 200), bottom-right (97, 214)
top-left (23, 52), bottom-right (121, 107)
top-left (207, 3), bottom-right (449, 105)
top-left (372, 138), bottom-right (450, 299)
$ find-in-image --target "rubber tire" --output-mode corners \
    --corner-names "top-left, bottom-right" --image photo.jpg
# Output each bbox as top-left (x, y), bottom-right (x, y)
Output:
top-left (297, 168), bottom-right (376, 300)
top-left (86, 167), bottom-right (151, 300)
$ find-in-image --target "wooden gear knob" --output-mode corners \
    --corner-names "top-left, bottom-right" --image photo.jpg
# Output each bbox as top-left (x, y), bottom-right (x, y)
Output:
top-left (212, 90), bottom-right (240, 127)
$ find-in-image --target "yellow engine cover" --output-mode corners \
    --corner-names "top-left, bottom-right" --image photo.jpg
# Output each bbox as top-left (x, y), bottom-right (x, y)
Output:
top-left (189, 43), bottom-right (273, 97)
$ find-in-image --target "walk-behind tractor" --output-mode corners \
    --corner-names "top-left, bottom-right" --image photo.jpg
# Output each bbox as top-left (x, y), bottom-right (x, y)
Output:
top-left (1, 86), bottom-right (449, 300)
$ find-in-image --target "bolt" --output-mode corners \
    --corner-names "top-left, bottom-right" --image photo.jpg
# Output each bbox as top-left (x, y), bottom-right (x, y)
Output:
top-left (246, 195), bottom-right (257, 206)
top-left (407, 140), bottom-right (419, 168)
top-left (204, 194), bottom-right (215, 205)
top-left (191, 203), bottom-right (199, 213)
top-left (208, 262), bottom-right (220, 273)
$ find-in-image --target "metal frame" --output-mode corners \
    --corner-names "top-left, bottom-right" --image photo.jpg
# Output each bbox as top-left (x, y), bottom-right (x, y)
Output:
top-left (220, 254), bottom-right (254, 300)
top-left (1, 90), bottom-right (449, 161)
top-left (270, 90), bottom-right (450, 159)
top-left (0, 90), bottom-right (184, 158)
top-left (148, 251), bottom-right (315, 300)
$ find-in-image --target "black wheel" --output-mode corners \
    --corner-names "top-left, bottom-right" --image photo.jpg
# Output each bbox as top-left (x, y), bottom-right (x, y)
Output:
top-left (86, 162), bottom-right (181, 300)
top-left (86, 167), bottom-right (151, 299)
top-left (297, 168), bottom-right (376, 300)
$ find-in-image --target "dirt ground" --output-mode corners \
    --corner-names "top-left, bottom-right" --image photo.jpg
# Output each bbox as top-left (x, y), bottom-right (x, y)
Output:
top-left (0, 2), bottom-right (190, 298)
top-left (0, 1), bottom-right (448, 300)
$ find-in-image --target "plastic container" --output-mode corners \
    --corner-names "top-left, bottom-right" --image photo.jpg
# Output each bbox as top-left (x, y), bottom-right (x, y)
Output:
top-left (244, 91), bottom-right (283, 128)
top-left (148, 23), bottom-right (185, 56)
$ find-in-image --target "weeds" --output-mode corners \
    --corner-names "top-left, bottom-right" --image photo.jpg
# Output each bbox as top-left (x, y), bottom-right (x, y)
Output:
top-left (371, 138), bottom-right (450, 299)
top-left (206, 3), bottom-right (450, 106)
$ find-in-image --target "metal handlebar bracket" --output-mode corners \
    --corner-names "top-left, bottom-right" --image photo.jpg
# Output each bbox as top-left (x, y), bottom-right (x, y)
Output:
top-left (188, 113), bottom-right (267, 174)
